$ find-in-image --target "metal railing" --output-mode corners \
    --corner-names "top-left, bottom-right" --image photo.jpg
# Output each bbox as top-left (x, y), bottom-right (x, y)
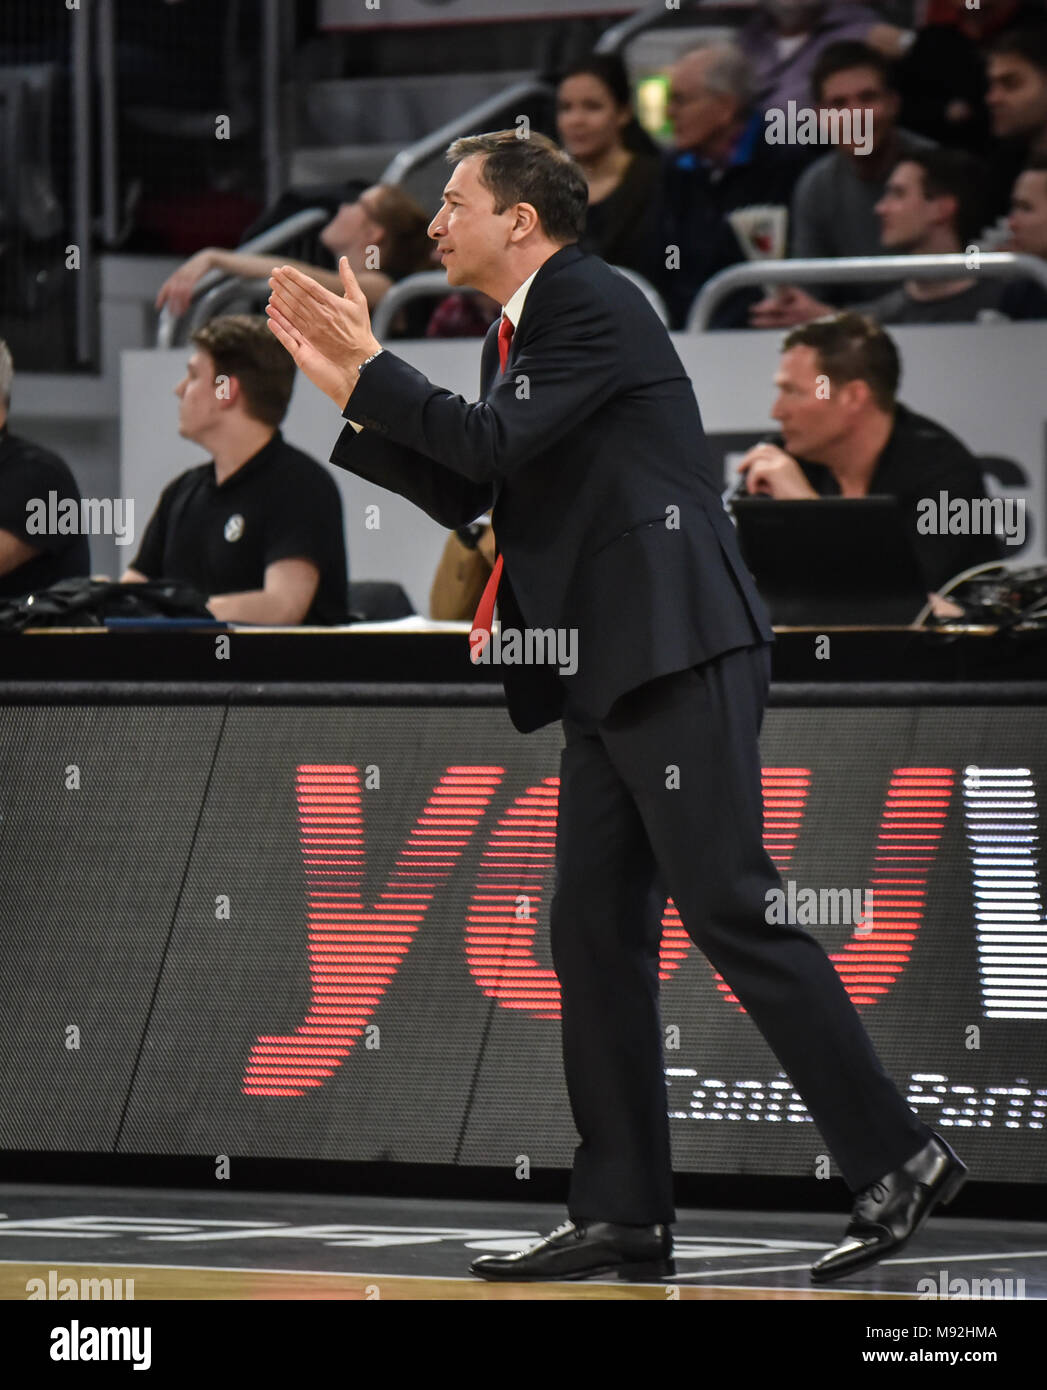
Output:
top-left (595, 0), bottom-right (702, 55)
top-left (612, 266), bottom-right (670, 325)
top-left (183, 277), bottom-right (274, 340)
top-left (95, 0), bottom-right (281, 255)
top-left (379, 77), bottom-right (554, 188)
top-left (261, 0), bottom-right (287, 207)
top-left (371, 272), bottom-right (458, 339)
top-left (687, 253), bottom-right (1047, 331)
top-left (155, 207), bottom-right (330, 348)
top-left (97, 0), bottom-right (120, 249)
top-left (372, 265), bottom-right (669, 338)
top-left (70, 4), bottom-right (94, 365)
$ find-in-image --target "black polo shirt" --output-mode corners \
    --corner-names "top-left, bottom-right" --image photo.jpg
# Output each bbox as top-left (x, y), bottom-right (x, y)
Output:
top-left (130, 430), bottom-right (349, 624)
top-left (794, 403), bottom-right (1003, 592)
top-left (0, 424), bottom-right (92, 598)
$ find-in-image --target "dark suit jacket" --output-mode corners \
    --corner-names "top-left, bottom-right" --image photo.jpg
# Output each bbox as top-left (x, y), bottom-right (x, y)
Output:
top-left (329, 243), bottom-right (773, 733)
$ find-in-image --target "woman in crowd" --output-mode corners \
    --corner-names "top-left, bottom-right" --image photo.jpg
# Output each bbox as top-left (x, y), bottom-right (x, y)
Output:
top-left (555, 53), bottom-right (663, 278)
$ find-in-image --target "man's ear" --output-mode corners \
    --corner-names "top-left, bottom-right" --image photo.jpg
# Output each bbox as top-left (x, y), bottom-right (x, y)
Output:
top-left (935, 192), bottom-right (960, 233)
top-left (721, 94), bottom-right (741, 128)
top-left (510, 201), bottom-right (541, 241)
top-left (840, 377), bottom-right (872, 414)
top-left (216, 372), bottom-right (242, 410)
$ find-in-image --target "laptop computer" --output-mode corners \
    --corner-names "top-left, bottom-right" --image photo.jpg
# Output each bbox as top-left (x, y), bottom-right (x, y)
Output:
top-left (730, 496), bottom-right (929, 626)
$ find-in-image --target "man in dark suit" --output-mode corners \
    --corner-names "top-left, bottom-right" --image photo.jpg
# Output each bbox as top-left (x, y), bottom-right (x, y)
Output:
top-left (265, 129), bottom-right (967, 1285)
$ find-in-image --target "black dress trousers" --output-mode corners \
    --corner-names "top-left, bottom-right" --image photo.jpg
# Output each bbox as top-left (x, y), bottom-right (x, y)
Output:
top-left (549, 642), bottom-right (933, 1226)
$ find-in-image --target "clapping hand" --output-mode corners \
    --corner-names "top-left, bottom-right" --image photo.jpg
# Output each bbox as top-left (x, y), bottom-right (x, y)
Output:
top-left (266, 258), bottom-right (382, 409)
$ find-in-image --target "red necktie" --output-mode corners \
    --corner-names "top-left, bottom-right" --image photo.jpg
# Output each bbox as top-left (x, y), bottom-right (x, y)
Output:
top-left (469, 314), bottom-right (513, 661)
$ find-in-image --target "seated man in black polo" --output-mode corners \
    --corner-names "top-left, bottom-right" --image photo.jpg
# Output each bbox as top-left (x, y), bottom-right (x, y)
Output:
top-left (736, 313), bottom-right (1004, 597)
top-left (122, 315), bottom-right (349, 625)
top-left (0, 338), bottom-right (91, 600)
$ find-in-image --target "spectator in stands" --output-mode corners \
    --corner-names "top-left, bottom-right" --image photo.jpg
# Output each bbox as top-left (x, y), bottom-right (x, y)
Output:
top-left (985, 23), bottom-right (1047, 218)
top-left (122, 316), bottom-right (349, 625)
top-left (778, 41), bottom-right (936, 304)
top-left (753, 148), bottom-right (1008, 325)
top-left (912, 0), bottom-right (1047, 46)
top-left (861, 1), bottom-right (1047, 152)
top-left (1000, 155), bottom-right (1047, 316)
top-left (734, 313), bottom-right (1002, 594)
top-left (555, 54), bottom-right (662, 277)
top-left (654, 42), bottom-right (810, 328)
top-left (0, 338), bottom-right (91, 599)
top-left (890, 0), bottom-right (993, 151)
top-left (155, 184), bottom-right (432, 319)
top-left (737, 0), bottom-right (894, 115)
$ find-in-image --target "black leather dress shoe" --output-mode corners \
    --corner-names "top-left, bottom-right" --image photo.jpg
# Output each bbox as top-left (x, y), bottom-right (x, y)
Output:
top-left (810, 1133), bottom-right (968, 1283)
top-left (470, 1220), bottom-right (675, 1282)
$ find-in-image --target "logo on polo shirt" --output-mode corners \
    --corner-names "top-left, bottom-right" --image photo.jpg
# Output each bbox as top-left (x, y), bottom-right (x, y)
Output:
top-left (224, 514), bottom-right (245, 542)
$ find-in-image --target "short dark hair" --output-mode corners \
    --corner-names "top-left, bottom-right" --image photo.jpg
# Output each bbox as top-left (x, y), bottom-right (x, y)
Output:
top-left (990, 23), bottom-right (1047, 75)
top-left (445, 129), bottom-right (588, 244)
top-left (192, 314), bottom-right (296, 429)
top-left (810, 40), bottom-right (895, 104)
top-left (782, 313), bottom-right (900, 412)
top-left (897, 147), bottom-right (989, 245)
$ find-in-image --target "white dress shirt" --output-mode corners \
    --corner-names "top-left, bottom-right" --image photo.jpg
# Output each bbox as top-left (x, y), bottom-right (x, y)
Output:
top-left (348, 267), bottom-right (540, 435)
top-left (502, 267), bottom-right (538, 330)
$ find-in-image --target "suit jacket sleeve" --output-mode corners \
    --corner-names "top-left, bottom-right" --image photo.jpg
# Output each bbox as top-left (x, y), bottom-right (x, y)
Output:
top-left (328, 405), bottom-right (495, 531)
top-left (334, 276), bottom-right (622, 485)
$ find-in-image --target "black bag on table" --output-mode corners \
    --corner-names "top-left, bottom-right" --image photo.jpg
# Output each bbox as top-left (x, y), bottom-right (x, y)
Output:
top-left (0, 576), bottom-right (217, 633)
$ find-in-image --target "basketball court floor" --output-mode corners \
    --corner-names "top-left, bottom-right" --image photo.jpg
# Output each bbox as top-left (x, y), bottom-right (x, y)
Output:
top-left (0, 1184), bottom-right (1042, 1300)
